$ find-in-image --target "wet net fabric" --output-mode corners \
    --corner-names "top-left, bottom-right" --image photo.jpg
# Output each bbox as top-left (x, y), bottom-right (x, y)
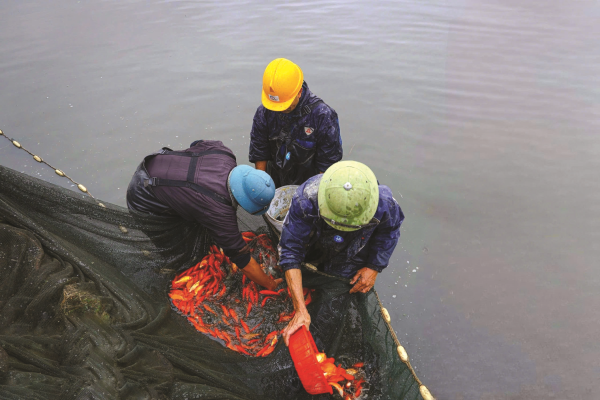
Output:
top-left (0, 165), bottom-right (426, 400)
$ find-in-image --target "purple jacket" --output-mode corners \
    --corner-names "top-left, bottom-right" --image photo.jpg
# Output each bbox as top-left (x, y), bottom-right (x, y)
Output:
top-left (126, 140), bottom-right (250, 267)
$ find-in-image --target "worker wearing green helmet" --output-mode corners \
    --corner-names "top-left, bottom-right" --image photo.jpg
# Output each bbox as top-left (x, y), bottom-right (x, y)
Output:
top-left (277, 161), bottom-right (405, 345)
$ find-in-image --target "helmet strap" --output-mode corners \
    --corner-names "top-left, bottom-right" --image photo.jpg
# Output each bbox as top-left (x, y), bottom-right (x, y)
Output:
top-left (226, 170), bottom-right (239, 210)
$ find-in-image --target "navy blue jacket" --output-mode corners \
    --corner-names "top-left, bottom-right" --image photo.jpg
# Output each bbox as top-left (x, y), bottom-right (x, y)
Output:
top-left (248, 82), bottom-right (343, 187)
top-left (278, 175), bottom-right (404, 278)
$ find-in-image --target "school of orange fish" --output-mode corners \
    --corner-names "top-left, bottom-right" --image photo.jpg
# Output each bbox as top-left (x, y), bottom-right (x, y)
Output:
top-left (169, 231), bottom-right (367, 398)
top-left (316, 353), bottom-right (366, 399)
top-left (169, 231), bottom-right (313, 357)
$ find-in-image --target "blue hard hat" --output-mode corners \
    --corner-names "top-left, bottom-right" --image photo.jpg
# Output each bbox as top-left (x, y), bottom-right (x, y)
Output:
top-left (228, 165), bottom-right (275, 216)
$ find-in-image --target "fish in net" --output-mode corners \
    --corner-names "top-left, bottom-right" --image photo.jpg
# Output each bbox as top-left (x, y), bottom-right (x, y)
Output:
top-left (168, 234), bottom-right (303, 358)
top-left (0, 164), bottom-right (433, 400)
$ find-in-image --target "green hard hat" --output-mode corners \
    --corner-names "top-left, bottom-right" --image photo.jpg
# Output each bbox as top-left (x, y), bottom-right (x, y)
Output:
top-left (318, 161), bottom-right (379, 231)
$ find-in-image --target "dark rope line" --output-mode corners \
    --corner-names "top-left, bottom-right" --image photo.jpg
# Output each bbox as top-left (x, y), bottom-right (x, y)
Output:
top-left (0, 129), bottom-right (96, 200)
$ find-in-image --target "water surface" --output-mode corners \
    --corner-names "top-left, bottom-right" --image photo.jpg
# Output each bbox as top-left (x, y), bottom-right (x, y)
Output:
top-left (1, 1), bottom-right (599, 398)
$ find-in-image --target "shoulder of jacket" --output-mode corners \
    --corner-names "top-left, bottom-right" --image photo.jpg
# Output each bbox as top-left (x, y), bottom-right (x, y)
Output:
top-left (377, 185), bottom-right (400, 209)
top-left (301, 175), bottom-right (322, 196)
top-left (311, 100), bottom-right (334, 114)
top-left (309, 103), bottom-right (337, 127)
top-left (254, 104), bottom-right (270, 118)
top-left (378, 185), bottom-right (393, 197)
top-left (377, 186), bottom-right (404, 222)
top-left (189, 140), bottom-right (234, 154)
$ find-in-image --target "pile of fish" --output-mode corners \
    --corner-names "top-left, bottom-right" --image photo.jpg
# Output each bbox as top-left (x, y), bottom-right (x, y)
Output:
top-left (169, 231), bottom-right (369, 398)
top-left (315, 353), bottom-right (366, 399)
top-left (168, 231), bottom-right (313, 357)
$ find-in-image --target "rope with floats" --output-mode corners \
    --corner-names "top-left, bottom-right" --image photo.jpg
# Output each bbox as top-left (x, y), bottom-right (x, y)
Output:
top-left (0, 129), bottom-right (99, 202)
top-left (302, 263), bottom-right (435, 400)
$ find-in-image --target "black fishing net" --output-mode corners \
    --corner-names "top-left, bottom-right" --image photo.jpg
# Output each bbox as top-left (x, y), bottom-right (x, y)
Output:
top-left (0, 164), bottom-right (430, 400)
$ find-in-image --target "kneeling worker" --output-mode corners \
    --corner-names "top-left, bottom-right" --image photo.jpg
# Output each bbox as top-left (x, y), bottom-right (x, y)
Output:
top-left (127, 139), bottom-right (281, 291)
top-left (278, 161), bottom-right (404, 345)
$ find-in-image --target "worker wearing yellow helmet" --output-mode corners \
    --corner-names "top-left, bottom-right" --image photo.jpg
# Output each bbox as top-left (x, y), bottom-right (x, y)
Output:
top-left (249, 58), bottom-right (343, 188)
top-left (276, 161), bottom-right (405, 345)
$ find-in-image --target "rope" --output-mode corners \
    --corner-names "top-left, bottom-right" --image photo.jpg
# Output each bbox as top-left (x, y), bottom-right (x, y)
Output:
top-left (302, 263), bottom-right (435, 399)
top-left (0, 129), bottom-right (96, 200)
top-left (374, 291), bottom-right (435, 399)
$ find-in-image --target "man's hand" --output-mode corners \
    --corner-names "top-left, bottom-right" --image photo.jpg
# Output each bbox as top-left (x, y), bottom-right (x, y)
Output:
top-left (282, 269), bottom-right (309, 346)
top-left (282, 309), bottom-right (311, 346)
top-left (255, 161), bottom-right (267, 172)
top-left (267, 277), bottom-right (284, 292)
top-left (242, 257), bottom-right (282, 291)
top-left (349, 267), bottom-right (379, 293)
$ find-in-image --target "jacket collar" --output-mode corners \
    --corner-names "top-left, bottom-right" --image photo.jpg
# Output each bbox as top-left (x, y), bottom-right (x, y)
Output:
top-left (289, 81), bottom-right (311, 117)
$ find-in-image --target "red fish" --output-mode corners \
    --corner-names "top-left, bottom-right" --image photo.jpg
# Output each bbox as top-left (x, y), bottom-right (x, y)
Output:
top-left (240, 320), bottom-right (251, 334)
top-left (229, 309), bottom-right (239, 323)
top-left (256, 343), bottom-right (272, 357)
top-left (203, 304), bottom-right (217, 315)
top-left (304, 292), bottom-right (312, 306)
top-left (261, 345), bottom-right (276, 357)
top-left (328, 382), bottom-right (344, 397)
top-left (235, 345), bottom-right (251, 356)
top-left (265, 331), bottom-right (278, 341)
top-left (259, 290), bottom-right (279, 296)
top-left (261, 296), bottom-right (273, 307)
top-left (220, 305), bottom-right (230, 318)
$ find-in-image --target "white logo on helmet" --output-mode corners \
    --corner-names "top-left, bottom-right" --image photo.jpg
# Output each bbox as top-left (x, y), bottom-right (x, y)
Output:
top-left (268, 94), bottom-right (280, 102)
top-left (343, 182), bottom-right (352, 191)
top-left (304, 127), bottom-right (314, 135)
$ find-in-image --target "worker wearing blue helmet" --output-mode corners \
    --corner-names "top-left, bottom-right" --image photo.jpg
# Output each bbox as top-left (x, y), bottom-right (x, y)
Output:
top-left (126, 139), bottom-right (280, 290)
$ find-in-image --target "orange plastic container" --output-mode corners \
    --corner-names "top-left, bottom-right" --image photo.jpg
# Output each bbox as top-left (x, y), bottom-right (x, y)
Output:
top-left (288, 326), bottom-right (333, 395)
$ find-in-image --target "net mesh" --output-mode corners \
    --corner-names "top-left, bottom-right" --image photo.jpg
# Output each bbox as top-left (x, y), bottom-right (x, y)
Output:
top-left (0, 164), bottom-right (428, 400)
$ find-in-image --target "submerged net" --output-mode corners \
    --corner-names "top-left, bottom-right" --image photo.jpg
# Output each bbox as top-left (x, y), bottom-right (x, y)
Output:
top-left (0, 164), bottom-right (431, 400)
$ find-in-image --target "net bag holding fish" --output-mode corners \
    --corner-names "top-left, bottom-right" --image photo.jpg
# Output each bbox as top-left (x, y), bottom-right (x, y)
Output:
top-left (0, 164), bottom-right (433, 400)
top-left (168, 232), bottom-right (315, 357)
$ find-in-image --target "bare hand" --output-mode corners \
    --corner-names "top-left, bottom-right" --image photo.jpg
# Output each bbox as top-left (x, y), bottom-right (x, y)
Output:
top-left (282, 310), bottom-right (311, 346)
top-left (242, 257), bottom-right (283, 291)
top-left (268, 278), bottom-right (284, 292)
top-left (349, 267), bottom-right (378, 293)
top-left (255, 161), bottom-right (267, 171)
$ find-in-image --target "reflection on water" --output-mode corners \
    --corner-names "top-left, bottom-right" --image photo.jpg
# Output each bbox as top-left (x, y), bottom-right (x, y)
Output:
top-left (1, 0), bottom-right (599, 398)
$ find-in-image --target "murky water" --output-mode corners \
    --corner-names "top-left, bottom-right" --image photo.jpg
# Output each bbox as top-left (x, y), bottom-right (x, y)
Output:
top-left (1, 1), bottom-right (599, 398)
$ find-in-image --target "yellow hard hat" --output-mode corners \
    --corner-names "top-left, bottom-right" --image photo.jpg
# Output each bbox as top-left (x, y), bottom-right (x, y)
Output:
top-left (261, 58), bottom-right (304, 112)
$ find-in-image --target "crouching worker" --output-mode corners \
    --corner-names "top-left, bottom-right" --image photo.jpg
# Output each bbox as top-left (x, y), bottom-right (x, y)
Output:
top-left (126, 139), bottom-right (281, 291)
top-left (279, 161), bottom-right (404, 345)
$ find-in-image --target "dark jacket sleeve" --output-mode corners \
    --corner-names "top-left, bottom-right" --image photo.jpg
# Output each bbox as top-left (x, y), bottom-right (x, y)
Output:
top-left (248, 106), bottom-right (272, 163)
top-left (278, 189), bottom-right (319, 272)
top-left (366, 188), bottom-right (404, 272)
top-left (314, 107), bottom-right (343, 173)
top-left (168, 193), bottom-right (251, 269)
top-left (201, 208), bottom-right (252, 267)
